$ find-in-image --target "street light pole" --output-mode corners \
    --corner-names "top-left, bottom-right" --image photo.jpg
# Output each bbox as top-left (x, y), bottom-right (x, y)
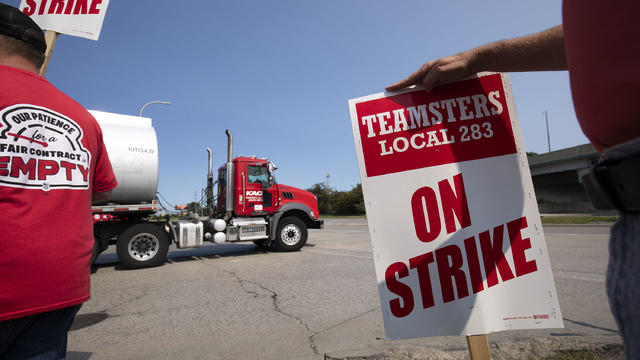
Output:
top-left (139, 100), bottom-right (171, 117)
top-left (544, 110), bottom-right (551, 152)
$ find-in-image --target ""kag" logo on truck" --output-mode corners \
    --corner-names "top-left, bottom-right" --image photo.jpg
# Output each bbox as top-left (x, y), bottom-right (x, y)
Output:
top-left (245, 190), bottom-right (263, 202)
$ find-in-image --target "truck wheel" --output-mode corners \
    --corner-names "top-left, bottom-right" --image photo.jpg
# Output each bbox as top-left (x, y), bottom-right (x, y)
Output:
top-left (273, 217), bottom-right (307, 251)
top-left (116, 224), bottom-right (169, 269)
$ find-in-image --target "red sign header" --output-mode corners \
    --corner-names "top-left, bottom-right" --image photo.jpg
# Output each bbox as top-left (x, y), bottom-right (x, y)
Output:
top-left (355, 74), bottom-right (517, 177)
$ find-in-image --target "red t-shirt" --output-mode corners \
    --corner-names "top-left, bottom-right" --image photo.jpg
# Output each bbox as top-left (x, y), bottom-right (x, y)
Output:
top-left (563, 0), bottom-right (640, 152)
top-left (0, 66), bottom-right (117, 321)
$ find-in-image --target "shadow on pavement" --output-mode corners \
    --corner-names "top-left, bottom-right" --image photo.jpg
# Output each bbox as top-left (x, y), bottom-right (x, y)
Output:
top-left (91, 242), bottom-right (317, 272)
top-left (67, 351), bottom-right (93, 360)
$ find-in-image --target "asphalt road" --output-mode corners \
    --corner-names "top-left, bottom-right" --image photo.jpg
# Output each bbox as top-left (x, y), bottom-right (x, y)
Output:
top-left (67, 218), bottom-right (621, 360)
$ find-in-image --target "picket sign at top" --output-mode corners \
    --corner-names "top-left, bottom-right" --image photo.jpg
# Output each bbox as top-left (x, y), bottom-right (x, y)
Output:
top-left (348, 73), bottom-right (563, 340)
top-left (19, 0), bottom-right (110, 75)
top-left (19, 0), bottom-right (110, 41)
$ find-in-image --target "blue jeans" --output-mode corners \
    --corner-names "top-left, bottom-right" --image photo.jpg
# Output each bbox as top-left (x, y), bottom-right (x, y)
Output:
top-left (0, 304), bottom-right (81, 360)
top-left (608, 213), bottom-right (640, 359)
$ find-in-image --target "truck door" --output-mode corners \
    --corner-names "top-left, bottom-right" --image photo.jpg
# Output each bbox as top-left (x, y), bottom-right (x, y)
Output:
top-left (243, 163), bottom-right (278, 216)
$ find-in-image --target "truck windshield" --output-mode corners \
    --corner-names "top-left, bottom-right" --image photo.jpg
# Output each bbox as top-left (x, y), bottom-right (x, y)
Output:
top-left (248, 165), bottom-right (269, 186)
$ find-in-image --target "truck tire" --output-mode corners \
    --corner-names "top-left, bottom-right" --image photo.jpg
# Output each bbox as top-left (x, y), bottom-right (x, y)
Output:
top-left (273, 217), bottom-right (307, 251)
top-left (116, 223), bottom-right (169, 269)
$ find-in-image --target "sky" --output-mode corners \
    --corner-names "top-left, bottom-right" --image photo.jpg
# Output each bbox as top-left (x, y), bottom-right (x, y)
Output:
top-left (2, 0), bottom-right (587, 207)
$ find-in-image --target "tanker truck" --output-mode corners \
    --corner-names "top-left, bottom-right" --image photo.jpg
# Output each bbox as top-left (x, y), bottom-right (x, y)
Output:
top-left (90, 110), bottom-right (323, 269)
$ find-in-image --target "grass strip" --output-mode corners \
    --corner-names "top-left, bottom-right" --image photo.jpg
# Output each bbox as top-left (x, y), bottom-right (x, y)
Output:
top-left (319, 215), bottom-right (367, 219)
top-left (541, 216), bottom-right (619, 224)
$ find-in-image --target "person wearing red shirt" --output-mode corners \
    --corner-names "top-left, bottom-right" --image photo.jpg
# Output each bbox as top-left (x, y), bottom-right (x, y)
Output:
top-left (387, 1), bottom-right (640, 358)
top-left (0, 4), bottom-right (117, 359)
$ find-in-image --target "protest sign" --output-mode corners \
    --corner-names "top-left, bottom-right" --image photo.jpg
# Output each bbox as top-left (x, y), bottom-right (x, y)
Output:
top-left (348, 73), bottom-right (563, 339)
top-left (19, 0), bottom-right (109, 41)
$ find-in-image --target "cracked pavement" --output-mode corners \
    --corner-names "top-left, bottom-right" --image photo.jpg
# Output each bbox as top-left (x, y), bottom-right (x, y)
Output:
top-left (67, 219), bottom-right (622, 360)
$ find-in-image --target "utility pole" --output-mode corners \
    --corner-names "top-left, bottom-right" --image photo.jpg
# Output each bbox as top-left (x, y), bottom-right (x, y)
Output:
top-left (544, 111), bottom-right (551, 152)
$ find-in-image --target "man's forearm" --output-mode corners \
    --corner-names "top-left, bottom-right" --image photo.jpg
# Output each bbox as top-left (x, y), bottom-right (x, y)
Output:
top-left (386, 25), bottom-right (567, 92)
top-left (469, 25), bottom-right (567, 73)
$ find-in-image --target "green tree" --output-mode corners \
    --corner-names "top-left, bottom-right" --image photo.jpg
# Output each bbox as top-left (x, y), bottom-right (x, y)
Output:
top-left (186, 201), bottom-right (201, 215)
top-left (351, 183), bottom-right (365, 214)
top-left (307, 182), bottom-right (365, 216)
top-left (333, 184), bottom-right (365, 215)
top-left (307, 182), bottom-right (335, 215)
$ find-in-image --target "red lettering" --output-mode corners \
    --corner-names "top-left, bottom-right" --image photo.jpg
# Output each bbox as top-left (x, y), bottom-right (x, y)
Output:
top-left (409, 252), bottom-right (435, 309)
top-left (89, 0), bottom-right (102, 14)
top-left (463, 236), bottom-right (484, 294)
top-left (411, 186), bottom-right (441, 242)
top-left (508, 217), bottom-right (538, 277)
top-left (38, 0), bottom-right (48, 15)
top-left (438, 173), bottom-right (471, 234)
top-left (37, 160), bottom-right (59, 180)
top-left (22, 0), bottom-right (37, 15)
top-left (411, 173), bottom-right (471, 243)
top-left (435, 244), bottom-right (469, 303)
top-left (380, 217), bottom-right (540, 314)
top-left (48, 0), bottom-right (65, 14)
top-left (385, 262), bottom-right (414, 318)
top-left (0, 156), bottom-right (9, 176)
top-left (60, 161), bottom-right (76, 180)
top-left (10, 157), bottom-right (36, 180)
top-left (77, 164), bottom-right (89, 182)
top-left (64, 0), bottom-right (75, 14)
top-left (73, 0), bottom-right (87, 14)
top-left (479, 225), bottom-right (514, 288)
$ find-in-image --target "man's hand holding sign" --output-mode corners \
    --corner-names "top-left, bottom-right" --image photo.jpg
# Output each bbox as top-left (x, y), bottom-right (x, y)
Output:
top-left (385, 26), bottom-right (566, 93)
top-left (348, 73), bottom-right (562, 346)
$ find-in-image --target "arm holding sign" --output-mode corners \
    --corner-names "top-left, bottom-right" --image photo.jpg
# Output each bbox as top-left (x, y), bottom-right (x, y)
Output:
top-left (386, 25), bottom-right (567, 93)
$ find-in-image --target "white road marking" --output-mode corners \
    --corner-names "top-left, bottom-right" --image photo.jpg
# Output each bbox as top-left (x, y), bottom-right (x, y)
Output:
top-left (548, 233), bottom-right (609, 237)
top-left (554, 271), bottom-right (606, 283)
top-left (306, 248), bottom-right (373, 260)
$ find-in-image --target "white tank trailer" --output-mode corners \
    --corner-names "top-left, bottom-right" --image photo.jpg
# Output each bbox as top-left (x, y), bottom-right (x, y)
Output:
top-left (89, 110), bottom-right (159, 204)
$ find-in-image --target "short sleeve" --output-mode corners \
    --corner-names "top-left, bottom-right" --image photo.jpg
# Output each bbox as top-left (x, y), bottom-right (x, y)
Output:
top-left (92, 127), bottom-right (118, 193)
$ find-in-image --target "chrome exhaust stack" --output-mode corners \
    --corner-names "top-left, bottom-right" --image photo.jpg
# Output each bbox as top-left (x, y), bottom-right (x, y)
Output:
top-left (206, 147), bottom-right (214, 216)
top-left (225, 130), bottom-right (234, 219)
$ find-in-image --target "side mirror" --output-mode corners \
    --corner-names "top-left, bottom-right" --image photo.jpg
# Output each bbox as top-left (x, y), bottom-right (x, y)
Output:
top-left (266, 162), bottom-right (278, 187)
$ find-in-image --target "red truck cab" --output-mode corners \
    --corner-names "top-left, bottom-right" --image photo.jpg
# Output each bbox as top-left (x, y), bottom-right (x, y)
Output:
top-left (216, 156), bottom-right (323, 249)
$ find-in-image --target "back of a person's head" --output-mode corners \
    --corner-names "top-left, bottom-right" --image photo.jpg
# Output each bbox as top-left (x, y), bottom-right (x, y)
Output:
top-left (0, 3), bottom-right (46, 69)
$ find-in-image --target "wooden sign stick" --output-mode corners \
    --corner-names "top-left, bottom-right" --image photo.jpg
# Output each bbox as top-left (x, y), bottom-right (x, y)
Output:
top-left (39, 30), bottom-right (59, 76)
top-left (466, 334), bottom-right (491, 360)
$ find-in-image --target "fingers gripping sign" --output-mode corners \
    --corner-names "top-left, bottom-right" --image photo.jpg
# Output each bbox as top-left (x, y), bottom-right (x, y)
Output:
top-left (386, 52), bottom-right (476, 93)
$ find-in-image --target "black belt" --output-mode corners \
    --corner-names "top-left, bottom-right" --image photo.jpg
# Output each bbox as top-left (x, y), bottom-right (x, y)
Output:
top-left (581, 138), bottom-right (640, 213)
